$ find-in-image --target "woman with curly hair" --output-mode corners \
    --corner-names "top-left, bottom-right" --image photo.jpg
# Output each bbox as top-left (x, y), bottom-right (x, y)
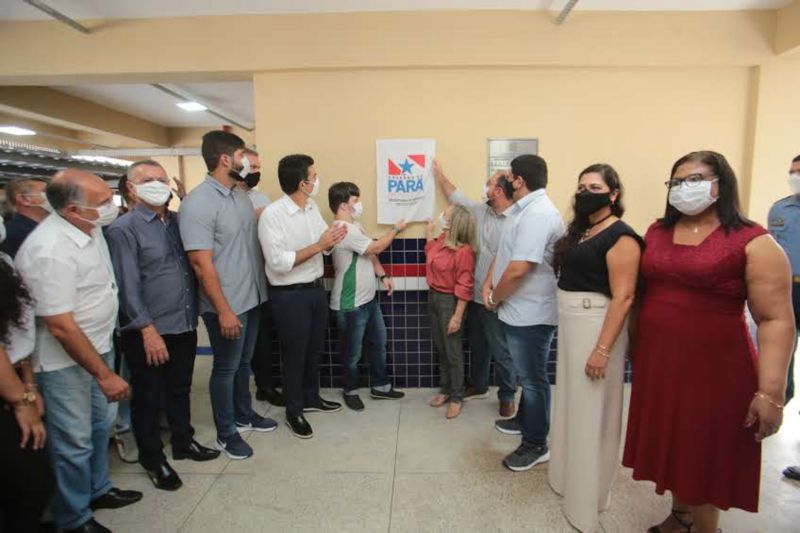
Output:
top-left (0, 230), bottom-right (52, 532)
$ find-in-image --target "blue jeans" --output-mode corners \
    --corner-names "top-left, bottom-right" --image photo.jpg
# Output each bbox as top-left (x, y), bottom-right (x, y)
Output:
top-left (37, 351), bottom-right (117, 530)
top-left (335, 298), bottom-right (390, 393)
top-left (202, 306), bottom-right (260, 440)
top-left (503, 323), bottom-right (556, 447)
top-left (114, 354), bottom-right (132, 434)
top-left (466, 302), bottom-right (517, 402)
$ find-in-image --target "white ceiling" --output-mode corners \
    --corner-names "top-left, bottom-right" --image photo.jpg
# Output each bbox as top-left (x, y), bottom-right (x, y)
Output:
top-left (0, 0), bottom-right (791, 20)
top-left (53, 82), bottom-right (254, 128)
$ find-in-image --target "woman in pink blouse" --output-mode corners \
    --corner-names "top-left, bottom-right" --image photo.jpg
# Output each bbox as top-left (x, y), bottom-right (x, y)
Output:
top-left (425, 204), bottom-right (476, 419)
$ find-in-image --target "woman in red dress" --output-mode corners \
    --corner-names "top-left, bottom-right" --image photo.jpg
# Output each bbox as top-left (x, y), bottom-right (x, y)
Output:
top-left (623, 151), bottom-right (795, 533)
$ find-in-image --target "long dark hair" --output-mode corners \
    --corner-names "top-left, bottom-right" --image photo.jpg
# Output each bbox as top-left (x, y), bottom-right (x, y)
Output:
top-left (0, 259), bottom-right (33, 346)
top-left (661, 151), bottom-right (752, 232)
top-left (552, 163), bottom-right (625, 275)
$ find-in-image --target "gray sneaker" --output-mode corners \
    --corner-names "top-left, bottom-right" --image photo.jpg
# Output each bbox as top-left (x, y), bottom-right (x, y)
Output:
top-left (503, 443), bottom-right (550, 472)
top-left (114, 430), bottom-right (139, 464)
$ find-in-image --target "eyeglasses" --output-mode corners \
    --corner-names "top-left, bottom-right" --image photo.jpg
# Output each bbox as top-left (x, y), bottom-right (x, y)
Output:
top-left (664, 173), bottom-right (717, 189)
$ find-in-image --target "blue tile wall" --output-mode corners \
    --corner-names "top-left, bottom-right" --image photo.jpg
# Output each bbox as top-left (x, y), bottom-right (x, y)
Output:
top-left (248, 238), bottom-right (633, 390)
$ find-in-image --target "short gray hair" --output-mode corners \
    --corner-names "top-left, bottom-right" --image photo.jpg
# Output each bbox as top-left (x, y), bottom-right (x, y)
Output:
top-left (243, 148), bottom-right (259, 157)
top-left (126, 159), bottom-right (164, 181)
top-left (46, 179), bottom-right (85, 212)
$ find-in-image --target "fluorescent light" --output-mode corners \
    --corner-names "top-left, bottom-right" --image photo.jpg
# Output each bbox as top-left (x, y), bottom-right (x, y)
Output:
top-left (71, 155), bottom-right (133, 167)
top-left (0, 126), bottom-right (36, 136)
top-left (176, 101), bottom-right (207, 112)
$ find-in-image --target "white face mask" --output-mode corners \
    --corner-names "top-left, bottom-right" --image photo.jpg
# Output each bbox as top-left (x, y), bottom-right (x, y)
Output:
top-left (305, 176), bottom-right (320, 197)
top-left (668, 179), bottom-right (718, 216)
top-left (78, 201), bottom-right (119, 227)
top-left (351, 201), bottom-right (364, 219)
top-left (482, 184), bottom-right (491, 203)
top-left (438, 211), bottom-right (450, 230)
top-left (238, 155), bottom-right (252, 179)
top-left (134, 181), bottom-right (171, 207)
top-left (789, 172), bottom-right (800, 195)
top-left (0, 219), bottom-right (5, 244)
top-left (25, 191), bottom-right (53, 213)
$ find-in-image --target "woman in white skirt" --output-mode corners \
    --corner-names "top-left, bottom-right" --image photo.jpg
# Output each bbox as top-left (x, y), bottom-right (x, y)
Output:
top-left (548, 164), bottom-right (643, 532)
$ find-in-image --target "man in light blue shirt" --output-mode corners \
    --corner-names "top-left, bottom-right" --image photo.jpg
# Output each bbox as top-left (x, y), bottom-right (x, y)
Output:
top-left (485, 154), bottom-right (564, 472)
top-left (434, 161), bottom-right (518, 417)
top-left (770, 154), bottom-right (800, 482)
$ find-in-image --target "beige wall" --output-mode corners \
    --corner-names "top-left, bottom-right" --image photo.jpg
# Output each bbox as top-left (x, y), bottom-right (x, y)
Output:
top-left (0, 11), bottom-right (778, 84)
top-left (255, 66), bottom-right (755, 236)
top-left (748, 56), bottom-right (800, 225)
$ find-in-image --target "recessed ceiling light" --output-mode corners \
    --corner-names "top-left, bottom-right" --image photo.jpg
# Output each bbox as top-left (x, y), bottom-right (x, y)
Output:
top-left (0, 126), bottom-right (36, 136)
top-left (176, 102), bottom-right (207, 112)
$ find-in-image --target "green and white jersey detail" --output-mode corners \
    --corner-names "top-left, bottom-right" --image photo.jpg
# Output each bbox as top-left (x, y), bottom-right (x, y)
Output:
top-left (330, 221), bottom-right (377, 311)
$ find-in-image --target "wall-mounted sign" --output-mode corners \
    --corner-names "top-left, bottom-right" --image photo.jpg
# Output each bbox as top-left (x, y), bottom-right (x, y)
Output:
top-left (376, 138), bottom-right (436, 224)
top-left (487, 138), bottom-right (539, 176)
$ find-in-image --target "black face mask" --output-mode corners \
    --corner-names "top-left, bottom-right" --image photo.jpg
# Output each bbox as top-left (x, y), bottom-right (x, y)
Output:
top-left (244, 172), bottom-right (261, 189)
top-left (574, 190), bottom-right (612, 216)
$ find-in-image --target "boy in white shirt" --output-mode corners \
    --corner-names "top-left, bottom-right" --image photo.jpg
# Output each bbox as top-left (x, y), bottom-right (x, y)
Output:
top-left (328, 181), bottom-right (406, 411)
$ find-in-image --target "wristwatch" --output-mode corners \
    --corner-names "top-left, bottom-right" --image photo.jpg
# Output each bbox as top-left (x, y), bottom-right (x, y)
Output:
top-left (379, 274), bottom-right (389, 282)
top-left (13, 390), bottom-right (37, 408)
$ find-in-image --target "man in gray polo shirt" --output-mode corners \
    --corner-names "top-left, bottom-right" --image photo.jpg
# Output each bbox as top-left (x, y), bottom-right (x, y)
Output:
top-left (433, 161), bottom-right (517, 417)
top-left (179, 131), bottom-right (275, 461)
top-left (485, 154), bottom-right (564, 472)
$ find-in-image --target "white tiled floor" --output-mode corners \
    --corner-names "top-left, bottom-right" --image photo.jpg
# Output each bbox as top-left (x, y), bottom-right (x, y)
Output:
top-left (98, 358), bottom-right (800, 532)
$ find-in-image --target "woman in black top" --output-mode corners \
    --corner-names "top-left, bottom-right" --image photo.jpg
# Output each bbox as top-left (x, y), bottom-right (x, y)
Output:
top-left (547, 164), bottom-right (643, 532)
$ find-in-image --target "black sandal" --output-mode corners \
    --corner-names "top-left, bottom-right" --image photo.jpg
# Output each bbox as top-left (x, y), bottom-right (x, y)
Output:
top-left (648, 508), bottom-right (693, 533)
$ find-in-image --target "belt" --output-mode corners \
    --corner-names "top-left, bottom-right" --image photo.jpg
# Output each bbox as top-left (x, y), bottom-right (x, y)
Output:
top-left (271, 278), bottom-right (324, 291)
top-left (793, 276), bottom-right (800, 284)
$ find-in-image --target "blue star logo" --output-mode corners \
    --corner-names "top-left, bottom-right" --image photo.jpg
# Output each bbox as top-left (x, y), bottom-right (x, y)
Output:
top-left (399, 159), bottom-right (415, 174)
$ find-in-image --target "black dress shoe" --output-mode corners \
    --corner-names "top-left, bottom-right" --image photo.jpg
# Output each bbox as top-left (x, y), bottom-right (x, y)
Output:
top-left (145, 461), bottom-right (183, 491)
top-left (90, 487), bottom-right (143, 510)
top-left (64, 518), bottom-right (111, 533)
top-left (256, 387), bottom-right (286, 407)
top-left (303, 398), bottom-right (343, 413)
top-left (172, 439), bottom-right (221, 462)
top-left (285, 415), bottom-right (313, 439)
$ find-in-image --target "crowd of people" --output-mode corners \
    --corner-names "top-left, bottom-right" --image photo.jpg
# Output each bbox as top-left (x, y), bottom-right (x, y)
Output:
top-left (0, 128), bottom-right (797, 533)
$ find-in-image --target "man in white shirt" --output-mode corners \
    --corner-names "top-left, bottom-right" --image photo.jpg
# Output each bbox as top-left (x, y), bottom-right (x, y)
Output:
top-left (327, 181), bottom-right (406, 411)
top-left (434, 161), bottom-right (518, 418)
top-left (16, 169), bottom-right (142, 533)
top-left (484, 155), bottom-right (564, 473)
top-left (235, 148), bottom-right (283, 407)
top-left (259, 154), bottom-right (347, 439)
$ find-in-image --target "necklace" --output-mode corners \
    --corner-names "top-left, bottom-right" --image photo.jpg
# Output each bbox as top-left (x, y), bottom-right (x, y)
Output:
top-left (582, 213), bottom-right (614, 240)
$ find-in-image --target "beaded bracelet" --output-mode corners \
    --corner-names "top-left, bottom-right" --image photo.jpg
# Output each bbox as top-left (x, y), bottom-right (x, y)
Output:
top-left (754, 392), bottom-right (784, 410)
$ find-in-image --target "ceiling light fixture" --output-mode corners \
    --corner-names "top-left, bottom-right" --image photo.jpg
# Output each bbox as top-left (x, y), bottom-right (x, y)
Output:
top-left (0, 126), bottom-right (36, 136)
top-left (71, 155), bottom-right (132, 167)
top-left (176, 101), bottom-right (208, 112)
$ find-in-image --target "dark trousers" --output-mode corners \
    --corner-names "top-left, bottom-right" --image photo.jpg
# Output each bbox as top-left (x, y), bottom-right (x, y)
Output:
top-left (251, 301), bottom-right (278, 391)
top-left (121, 329), bottom-right (197, 469)
top-left (0, 404), bottom-right (53, 533)
top-left (429, 290), bottom-right (465, 402)
top-left (466, 301), bottom-right (517, 402)
top-left (270, 287), bottom-right (328, 418)
top-left (788, 282), bottom-right (800, 403)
